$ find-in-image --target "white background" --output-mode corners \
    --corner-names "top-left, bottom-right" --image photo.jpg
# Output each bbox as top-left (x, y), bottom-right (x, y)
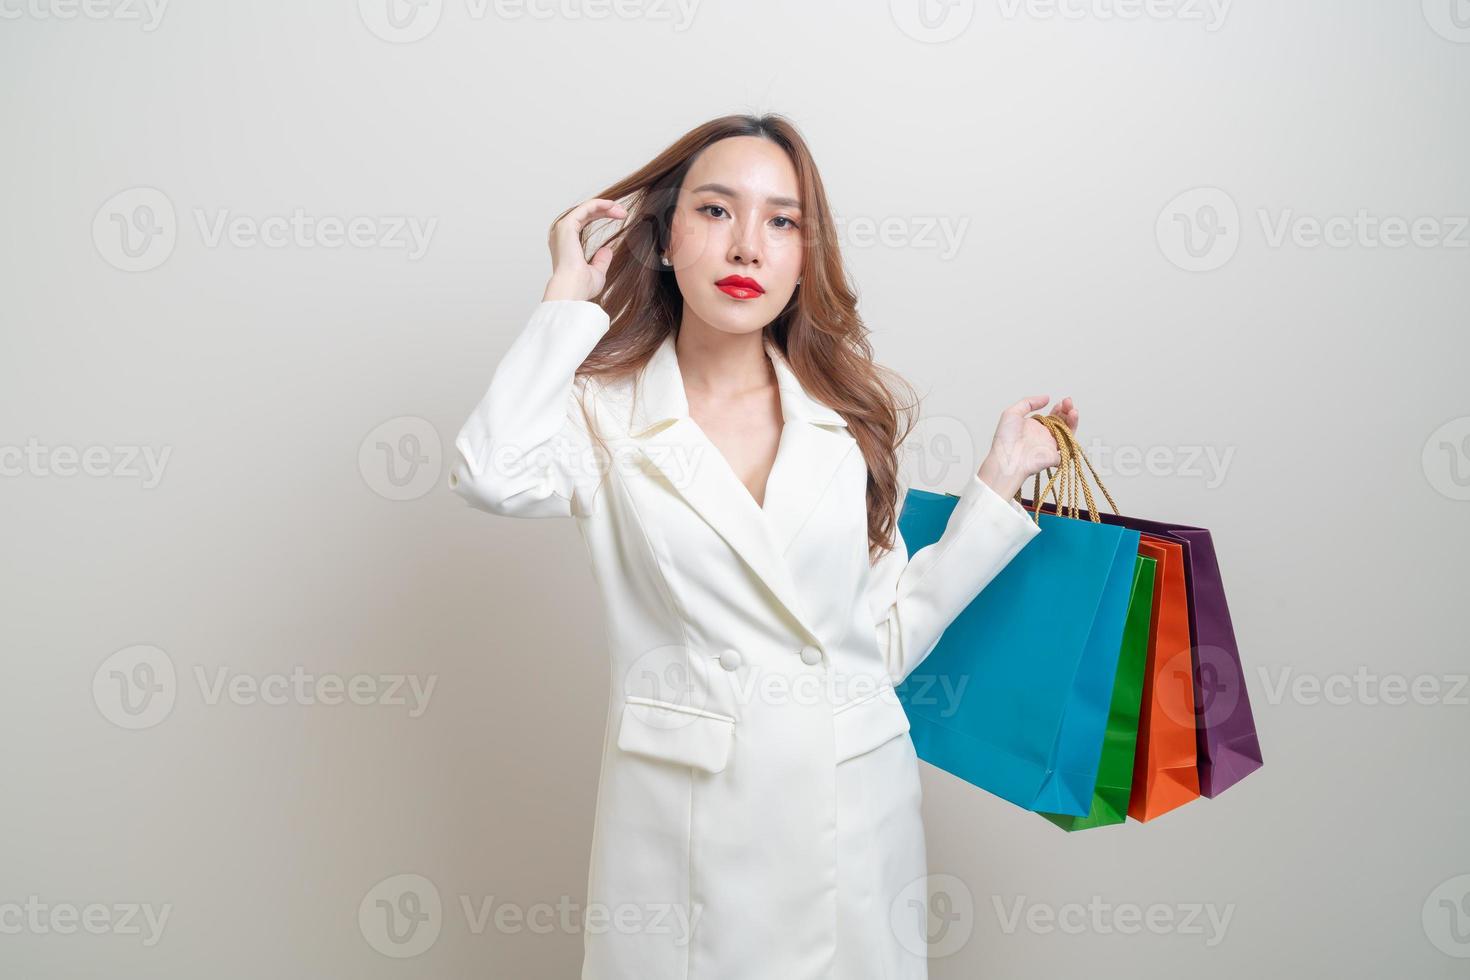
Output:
top-left (3, 0), bottom-right (1468, 976)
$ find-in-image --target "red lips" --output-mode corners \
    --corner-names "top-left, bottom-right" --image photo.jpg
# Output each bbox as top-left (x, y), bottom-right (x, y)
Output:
top-left (715, 275), bottom-right (764, 299)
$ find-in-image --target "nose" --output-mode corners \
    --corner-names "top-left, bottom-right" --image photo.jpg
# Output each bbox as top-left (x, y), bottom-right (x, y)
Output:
top-left (726, 210), bottom-right (763, 267)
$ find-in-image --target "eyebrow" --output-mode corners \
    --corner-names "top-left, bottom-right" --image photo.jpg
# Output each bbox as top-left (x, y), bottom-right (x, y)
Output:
top-left (690, 182), bottom-right (802, 210)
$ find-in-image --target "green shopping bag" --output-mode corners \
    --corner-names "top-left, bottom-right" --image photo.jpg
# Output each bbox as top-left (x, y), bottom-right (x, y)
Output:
top-left (1039, 553), bottom-right (1157, 831)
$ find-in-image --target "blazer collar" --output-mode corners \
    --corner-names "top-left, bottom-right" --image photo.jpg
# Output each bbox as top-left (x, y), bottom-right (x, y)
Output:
top-left (625, 329), bottom-right (858, 646)
top-left (629, 330), bottom-right (849, 436)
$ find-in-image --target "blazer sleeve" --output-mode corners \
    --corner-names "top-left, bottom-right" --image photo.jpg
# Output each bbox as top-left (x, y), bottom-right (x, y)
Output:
top-left (448, 299), bottom-right (612, 519)
top-left (868, 470), bottom-right (1042, 688)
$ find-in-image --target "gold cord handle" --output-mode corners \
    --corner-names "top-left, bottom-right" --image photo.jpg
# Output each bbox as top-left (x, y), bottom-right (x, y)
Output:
top-left (1011, 414), bottom-right (1120, 525)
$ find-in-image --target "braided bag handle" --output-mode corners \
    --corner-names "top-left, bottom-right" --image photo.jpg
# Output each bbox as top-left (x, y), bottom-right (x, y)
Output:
top-left (1013, 413), bottom-right (1120, 525)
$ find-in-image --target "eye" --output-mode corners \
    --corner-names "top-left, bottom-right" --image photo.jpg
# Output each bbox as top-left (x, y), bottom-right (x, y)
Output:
top-left (698, 204), bottom-right (728, 219)
top-left (771, 215), bottom-right (800, 230)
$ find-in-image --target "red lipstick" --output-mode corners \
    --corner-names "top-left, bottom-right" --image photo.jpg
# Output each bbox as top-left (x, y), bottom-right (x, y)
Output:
top-left (715, 275), bottom-right (765, 300)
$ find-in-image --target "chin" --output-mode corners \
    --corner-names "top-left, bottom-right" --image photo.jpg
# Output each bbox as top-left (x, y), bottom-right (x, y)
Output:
top-left (693, 301), bottom-right (779, 336)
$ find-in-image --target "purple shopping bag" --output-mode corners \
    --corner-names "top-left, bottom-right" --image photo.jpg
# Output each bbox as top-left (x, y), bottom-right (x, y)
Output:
top-left (1023, 497), bottom-right (1263, 797)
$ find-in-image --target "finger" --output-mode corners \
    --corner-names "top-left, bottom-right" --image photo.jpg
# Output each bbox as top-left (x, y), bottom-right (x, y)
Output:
top-left (1006, 394), bottom-right (1050, 416)
top-left (567, 198), bottom-right (625, 224)
top-left (555, 199), bottom-right (627, 247)
top-left (1028, 443), bottom-right (1062, 473)
top-left (590, 244), bottom-right (614, 274)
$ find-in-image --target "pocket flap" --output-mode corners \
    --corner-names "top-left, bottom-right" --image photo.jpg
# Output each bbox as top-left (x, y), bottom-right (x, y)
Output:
top-left (833, 681), bottom-right (911, 763)
top-left (616, 696), bottom-right (736, 774)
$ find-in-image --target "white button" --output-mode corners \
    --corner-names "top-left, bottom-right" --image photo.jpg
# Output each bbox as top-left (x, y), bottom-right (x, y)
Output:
top-left (799, 644), bottom-right (821, 665)
top-left (718, 648), bottom-right (743, 671)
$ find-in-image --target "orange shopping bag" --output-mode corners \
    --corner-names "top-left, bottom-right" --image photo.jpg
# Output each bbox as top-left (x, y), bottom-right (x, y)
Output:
top-left (1127, 536), bottom-right (1201, 822)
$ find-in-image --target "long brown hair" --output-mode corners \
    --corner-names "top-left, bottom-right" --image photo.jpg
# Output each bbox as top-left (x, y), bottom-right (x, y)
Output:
top-left (559, 113), bottom-right (918, 561)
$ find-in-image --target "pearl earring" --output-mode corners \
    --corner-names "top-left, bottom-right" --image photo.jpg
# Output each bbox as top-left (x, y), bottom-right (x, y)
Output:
top-left (661, 256), bottom-right (671, 266)
top-left (796, 277), bottom-right (803, 285)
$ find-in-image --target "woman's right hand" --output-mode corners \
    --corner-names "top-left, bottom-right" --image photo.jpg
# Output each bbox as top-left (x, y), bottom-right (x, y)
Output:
top-left (543, 198), bottom-right (628, 303)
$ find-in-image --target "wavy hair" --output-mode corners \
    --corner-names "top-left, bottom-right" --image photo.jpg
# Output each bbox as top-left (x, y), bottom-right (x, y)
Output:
top-left (560, 113), bottom-right (919, 561)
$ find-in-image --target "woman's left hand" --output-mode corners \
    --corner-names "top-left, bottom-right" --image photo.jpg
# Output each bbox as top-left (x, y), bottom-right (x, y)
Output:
top-left (976, 395), bottom-right (1079, 501)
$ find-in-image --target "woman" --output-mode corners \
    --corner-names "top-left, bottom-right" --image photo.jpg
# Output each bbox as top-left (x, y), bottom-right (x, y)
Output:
top-left (448, 113), bottom-right (1077, 980)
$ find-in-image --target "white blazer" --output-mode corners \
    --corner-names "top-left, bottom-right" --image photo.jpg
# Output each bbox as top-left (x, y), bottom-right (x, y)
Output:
top-left (449, 299), bottom-right (1041, 980)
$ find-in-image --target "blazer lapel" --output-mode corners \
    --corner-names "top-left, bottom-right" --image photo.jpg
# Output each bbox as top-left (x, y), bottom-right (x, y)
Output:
top-left (759, 349), bottom-right (860, 556)
top-left (627, 331), bottom-right (858, 644)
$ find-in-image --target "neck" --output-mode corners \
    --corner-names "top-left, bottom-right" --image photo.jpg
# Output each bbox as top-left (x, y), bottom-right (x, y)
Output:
top-left (674, 311), bottom-right (774, 400)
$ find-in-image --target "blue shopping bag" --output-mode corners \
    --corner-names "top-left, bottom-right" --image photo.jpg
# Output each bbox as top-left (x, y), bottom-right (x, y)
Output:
top-left (895, 488), bottom-right (1141, 816)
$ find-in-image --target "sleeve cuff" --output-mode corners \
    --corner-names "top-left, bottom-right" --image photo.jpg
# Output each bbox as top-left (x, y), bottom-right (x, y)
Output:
top-left (958, 470), bottom-right (1042, 538)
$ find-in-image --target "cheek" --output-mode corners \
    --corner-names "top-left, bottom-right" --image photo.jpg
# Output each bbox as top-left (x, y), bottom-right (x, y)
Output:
top-left (667, 213), bottom-right (717, 271)
top-left (767, 234), bottom-right (804, 278)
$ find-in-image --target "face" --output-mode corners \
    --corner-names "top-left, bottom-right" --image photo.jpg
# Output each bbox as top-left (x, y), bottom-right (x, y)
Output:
top-left (664, 136), bottom-right (805, 337)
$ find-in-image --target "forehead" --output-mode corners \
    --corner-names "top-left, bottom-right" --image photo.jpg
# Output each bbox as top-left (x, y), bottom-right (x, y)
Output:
top-left (683, 136), bottom-right (801, 206)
